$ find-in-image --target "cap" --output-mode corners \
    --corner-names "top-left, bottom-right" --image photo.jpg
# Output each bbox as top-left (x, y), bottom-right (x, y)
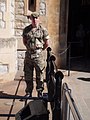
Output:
top-left (30, 12), bottom-right (39, 18)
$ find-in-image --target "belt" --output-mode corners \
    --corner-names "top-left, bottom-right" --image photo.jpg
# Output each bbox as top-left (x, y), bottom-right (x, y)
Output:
top-left (26, 48), bottom-right (43, 55)
top-left (35, 47), bottom-right (43, 50)
top-left (28, 47), bottom-right (43, 51)
top-left (29, 47), bottom-right (43, 53)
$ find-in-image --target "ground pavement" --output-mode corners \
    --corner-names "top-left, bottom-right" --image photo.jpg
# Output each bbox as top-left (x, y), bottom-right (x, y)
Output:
top-left (62, 69), bottom-right (90, 120)
top-left (0, 70), bottom-right (90, 120)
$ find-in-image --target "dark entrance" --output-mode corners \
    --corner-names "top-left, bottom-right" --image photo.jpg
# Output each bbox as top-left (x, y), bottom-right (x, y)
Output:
top-left (67, 0), bottom-right (90, 72)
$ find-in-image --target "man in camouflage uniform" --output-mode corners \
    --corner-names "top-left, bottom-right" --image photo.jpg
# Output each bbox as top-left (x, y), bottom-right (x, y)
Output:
top-left (22, 12), bottom-right (49, 97)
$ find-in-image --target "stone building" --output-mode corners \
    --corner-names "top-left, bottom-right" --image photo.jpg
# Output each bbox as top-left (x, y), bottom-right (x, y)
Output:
top-left (0, 0), bottom-right (90, 82)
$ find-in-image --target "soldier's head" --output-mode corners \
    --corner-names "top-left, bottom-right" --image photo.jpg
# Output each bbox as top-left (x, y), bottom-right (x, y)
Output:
top-left (27, 12), bottom-right (40, 28)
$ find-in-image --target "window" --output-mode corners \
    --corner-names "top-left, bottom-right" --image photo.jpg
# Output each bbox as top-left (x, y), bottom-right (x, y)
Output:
top-left (24, 0), bottom-right (36, 15)
top-left (28, 0), bottom-right (36, 11)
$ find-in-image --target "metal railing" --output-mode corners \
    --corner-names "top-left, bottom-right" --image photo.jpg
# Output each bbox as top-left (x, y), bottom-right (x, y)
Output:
top-left (61, 83), bottom-right (82, 120)
top-left (46, 47), bottom-right (82, 120)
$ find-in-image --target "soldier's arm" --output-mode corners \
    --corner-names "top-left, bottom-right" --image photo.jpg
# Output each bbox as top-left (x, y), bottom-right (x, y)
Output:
top-left (43, 39), bottom-right (49, 50)
top-left (42, 27), bottom-right (50, 50)
top-left (23, 37), bottom-right (27, 46)
top-left (22, 27), bottom-right (28, 47)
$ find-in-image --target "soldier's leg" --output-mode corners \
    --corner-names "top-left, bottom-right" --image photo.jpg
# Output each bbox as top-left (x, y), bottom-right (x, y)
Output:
top-left (35, 68), bottom-right (44, 97)
top-left (24, 61), bottom-right (34, 95)
top-left (35, 68), bottom-right (44, 92)
top-left (34, 53), bottom-right (45, 96)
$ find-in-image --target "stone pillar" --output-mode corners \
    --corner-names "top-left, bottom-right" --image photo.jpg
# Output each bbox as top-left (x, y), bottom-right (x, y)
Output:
top-left (47, 0), bottom-right (61, 68)
top-left (0, 0), bottom-right (17, 82)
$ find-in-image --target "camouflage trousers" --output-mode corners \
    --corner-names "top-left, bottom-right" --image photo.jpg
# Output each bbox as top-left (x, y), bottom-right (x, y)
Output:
top-left (24, 53), bottom-right (45, 94)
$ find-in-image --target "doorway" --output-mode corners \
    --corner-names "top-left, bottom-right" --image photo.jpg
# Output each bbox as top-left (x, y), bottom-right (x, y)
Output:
top-left (67, 0), bottom-right (90, 72)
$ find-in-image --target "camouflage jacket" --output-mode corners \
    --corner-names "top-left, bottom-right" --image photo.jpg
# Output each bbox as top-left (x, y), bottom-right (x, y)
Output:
top-left (22, 24), bottom-right (49, 54)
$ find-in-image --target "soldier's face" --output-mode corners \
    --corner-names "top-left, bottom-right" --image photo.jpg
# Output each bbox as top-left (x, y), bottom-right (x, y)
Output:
top-left (31, 17), bottom-right (40, 27)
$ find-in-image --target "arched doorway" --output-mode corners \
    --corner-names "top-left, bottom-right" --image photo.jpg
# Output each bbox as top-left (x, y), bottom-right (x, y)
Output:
top-left (67, 0), bottom-right (90, 72)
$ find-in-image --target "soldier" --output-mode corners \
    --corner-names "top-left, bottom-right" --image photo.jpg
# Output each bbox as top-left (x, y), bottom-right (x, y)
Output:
top-left (22, 12), bottom-right (50, 98)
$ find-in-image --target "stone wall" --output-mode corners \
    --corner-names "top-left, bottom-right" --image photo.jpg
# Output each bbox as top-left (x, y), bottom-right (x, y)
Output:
top-left (15, 0), bottom-right (29, 71)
